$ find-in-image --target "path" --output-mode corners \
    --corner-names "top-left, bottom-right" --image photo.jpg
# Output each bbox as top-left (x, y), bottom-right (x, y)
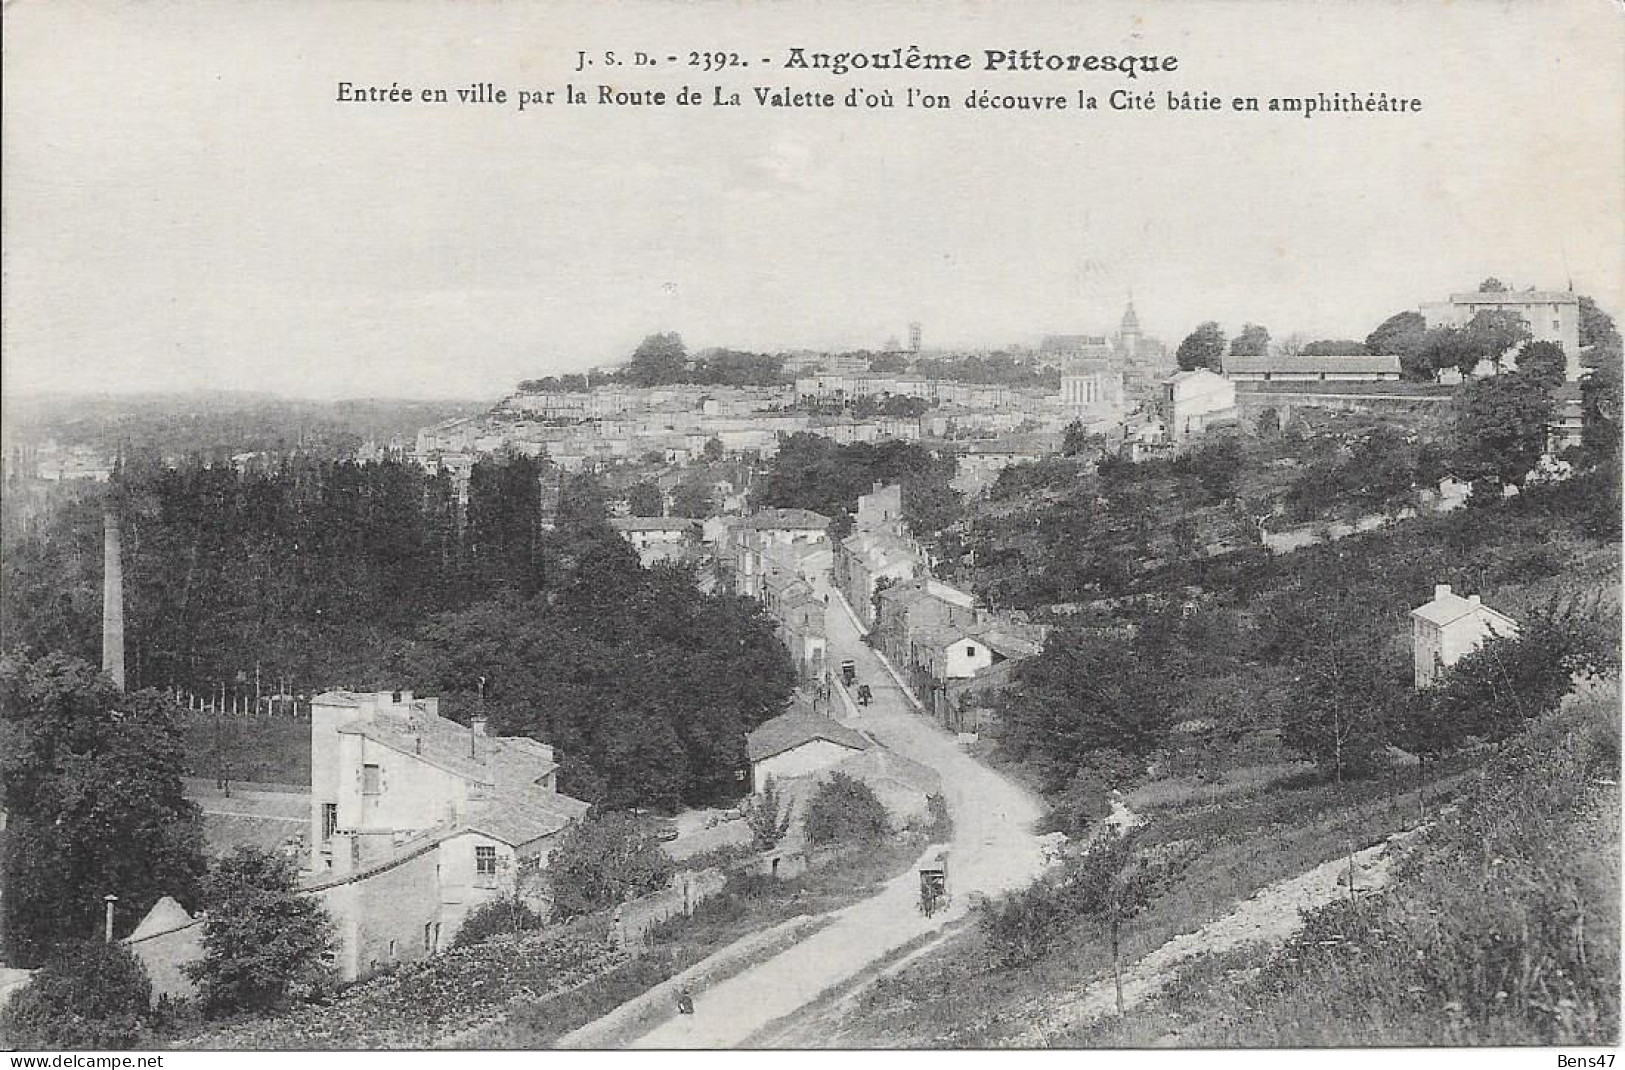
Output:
top-left (1011, 826), bottom-right (1422, 1046)
top-left (624, 583), bottom-right (1047, 1048)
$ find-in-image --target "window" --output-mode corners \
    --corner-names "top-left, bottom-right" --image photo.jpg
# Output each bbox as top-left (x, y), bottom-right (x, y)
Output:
top-left (475, 845), bottom-right (498, 881)
top-left (322, 803), bottom-right (338, 841)
top-left (424, 922), bottom-right (435, 952)
top-left (965, 645), bottom-right (977, 657)
top-left (362, 764), bottom-right (382, 795)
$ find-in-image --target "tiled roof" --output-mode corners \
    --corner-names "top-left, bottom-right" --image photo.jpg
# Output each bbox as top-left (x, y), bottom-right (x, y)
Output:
top-left (1411, 591), bottom-right (1517, 629)
top-left (329, 697), bottom-right (585, 847)
top-left (1223, 354), bottom-right (1401, 375)
top-left (611, 517), bottom-right (700, 533)
top-left (747, 711), bottom-right (871, 763)
top-left (1449, 291), bottom-right (1578, 305)
top-left (734, 508), bottom-right (831, 531)
top-left (463, 789), bottom-right (590, 847)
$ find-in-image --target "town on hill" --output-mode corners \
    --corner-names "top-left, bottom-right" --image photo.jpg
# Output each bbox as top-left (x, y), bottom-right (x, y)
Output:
top-left (2, 277), bottom-right (1619, 1051)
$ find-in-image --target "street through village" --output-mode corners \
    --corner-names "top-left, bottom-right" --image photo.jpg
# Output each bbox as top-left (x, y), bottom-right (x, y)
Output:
top-left (626, 579), bottom-right (1047, 1048)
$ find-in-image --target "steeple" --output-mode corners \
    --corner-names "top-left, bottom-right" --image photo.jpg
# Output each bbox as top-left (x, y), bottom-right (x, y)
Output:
top-left (1120, 295), bottom-right (1141, 334)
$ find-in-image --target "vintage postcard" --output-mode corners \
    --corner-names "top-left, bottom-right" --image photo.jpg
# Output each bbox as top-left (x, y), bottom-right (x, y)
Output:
top-left (1, 0), bottom-right (1621, 1061)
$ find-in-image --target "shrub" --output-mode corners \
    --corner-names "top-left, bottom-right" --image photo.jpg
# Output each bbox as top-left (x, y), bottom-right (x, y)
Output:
top-left (1, 940), bottom-right (152, 1049)
top-left (743, 776), bottom-right (795, 850)
top-left (802, 772), bottom-right (891, 846)
top-left (452, 895), bottom-right (544, 948)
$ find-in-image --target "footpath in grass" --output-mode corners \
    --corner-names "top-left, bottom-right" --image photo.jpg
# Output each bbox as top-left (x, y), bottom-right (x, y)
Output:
top-left (1071, 679), bottom-right (1621, 1048)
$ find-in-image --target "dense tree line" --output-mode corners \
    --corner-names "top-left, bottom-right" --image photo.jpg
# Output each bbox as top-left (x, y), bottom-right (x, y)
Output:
top-left (1, 654), bottom-right (207, 966)
top-left (1, 454), bottom-right (794, 810)
top-left (914, 351), bottom-right (1061, 390)
top-left (752, 433), bottom-right (962, 538)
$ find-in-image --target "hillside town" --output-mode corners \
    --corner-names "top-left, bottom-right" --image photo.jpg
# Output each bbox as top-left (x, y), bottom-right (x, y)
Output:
top-left (1, 278), bottom-right (1619, 1052)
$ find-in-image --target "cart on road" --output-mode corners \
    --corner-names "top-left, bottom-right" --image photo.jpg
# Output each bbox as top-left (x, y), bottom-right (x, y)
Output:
top-left (840, 659), bottom-right (857, 686)
top-left (918, 849), bottom-right (949, 916)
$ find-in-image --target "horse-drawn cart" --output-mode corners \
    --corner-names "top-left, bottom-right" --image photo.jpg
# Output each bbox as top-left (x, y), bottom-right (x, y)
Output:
top-left (918, 849), bottom-right (949, 916)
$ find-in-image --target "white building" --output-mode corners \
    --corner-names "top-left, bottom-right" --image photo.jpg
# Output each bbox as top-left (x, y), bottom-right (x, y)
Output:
top-left (745, 709), bottom-right (871, 789)
top-left (1158, 369), bottom-right (1238, 442)
top-left (307, 690), bottom-right (589, 979)
top-left (1420, 290), bottom-right (1583, 380)
top-left (1410, 584), bottom-right (1520, 689)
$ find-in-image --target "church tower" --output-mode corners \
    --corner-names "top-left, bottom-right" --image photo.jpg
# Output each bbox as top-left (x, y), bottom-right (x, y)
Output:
top-left (1117, 297), bottom-right (1143, 361)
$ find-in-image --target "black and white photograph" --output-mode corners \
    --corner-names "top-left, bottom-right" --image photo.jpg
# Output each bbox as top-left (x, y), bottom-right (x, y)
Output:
top-left (2, 0), bottom-right (1621, 1059)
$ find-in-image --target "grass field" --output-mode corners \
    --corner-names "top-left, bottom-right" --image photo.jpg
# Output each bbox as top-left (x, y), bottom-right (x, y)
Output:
top-left (180, 712), bottom-right (310, 787)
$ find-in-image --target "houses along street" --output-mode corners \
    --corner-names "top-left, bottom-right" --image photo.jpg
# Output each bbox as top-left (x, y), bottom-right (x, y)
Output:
top-left (624, 582), bottom-right (1046, 1048)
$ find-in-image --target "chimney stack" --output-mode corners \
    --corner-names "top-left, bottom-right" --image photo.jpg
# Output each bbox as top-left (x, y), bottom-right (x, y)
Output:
top-left (1434, 584), bottom-right (1452, 601)
top-left (470, 715), bottom-right (487, 759)
top-left (102, 512), bottom-right (126, 690)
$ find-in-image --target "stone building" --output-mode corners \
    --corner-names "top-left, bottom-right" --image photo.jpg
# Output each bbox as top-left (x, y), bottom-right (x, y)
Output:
top-left (1410, 584), bottom-right (1519, 689)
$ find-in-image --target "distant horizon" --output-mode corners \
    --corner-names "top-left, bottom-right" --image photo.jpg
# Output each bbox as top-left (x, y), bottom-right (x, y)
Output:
top-left (6, 1), bottom-right (1622, 400)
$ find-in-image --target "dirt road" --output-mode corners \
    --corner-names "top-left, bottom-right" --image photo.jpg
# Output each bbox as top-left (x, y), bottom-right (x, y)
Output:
top-left (626, 590), bottom-right (1046, 1048)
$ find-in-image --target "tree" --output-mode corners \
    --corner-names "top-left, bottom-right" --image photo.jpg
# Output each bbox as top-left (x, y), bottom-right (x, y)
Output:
top-left (1, 653), bottom-right (207, 966)
top-left (1366, 311), bottom-right (1431, 380)
top-left (624, 332), bottom-right (688, 387)
top-left (1301, 339), bottom-right (1371, 356)
top-left (0, 940), bottom-right (153, 1049)
top-left (186, 846), bottom-right (336, 1014)
top-left (452, 895), bottom-right (544, 947)
top-left (1450, 371), bottom-right (1557, 492)
top-left (1228, 323), bottom-right (1271, 358)
top-left (1577, 294), bottom-right (1622, 360)
top-left (1478, 277), bottom-right (1510, 293)
top-left (743, 775), bottom-right (794, 850)
top-left (868, 351), bottom-right (910, 373)
top-left (702, 436), bottom-right (726, 461)
top-left (1173, 436), bottom-right (1243, 502)
top-left (556, 473), bottom-right (610, 529)
top-left (998, 621), bottom-right (1178, 793)
top-left (548, 811), bottom-right (675, 920)
top-left (626, 481), bottom-right (663, 517)
top-left (1463, 309), bottom-right (1533, 372)
top-left (1581, 359), bottom-right (1621, 468)
top-left (1517, 340), bottom-right (1568, 390)
top-left (802, 772), bottom-right (891, 845)
top-left (1061, 420), bottom-right (1091, 457)
top-left (1175, 322), bottom-right (1226, 371)
top-left (670, 477), bottom-right (717, 519)
top-left (1280, 634), bottom-right (1402, 783)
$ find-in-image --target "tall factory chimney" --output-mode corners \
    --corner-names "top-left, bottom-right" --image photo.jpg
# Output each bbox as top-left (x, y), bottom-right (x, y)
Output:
top-left (102, 511), bottom-right (126, 689)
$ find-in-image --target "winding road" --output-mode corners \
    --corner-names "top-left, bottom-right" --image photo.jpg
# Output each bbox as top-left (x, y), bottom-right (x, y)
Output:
top-left (625, 582), bottom-right (1046, 1048)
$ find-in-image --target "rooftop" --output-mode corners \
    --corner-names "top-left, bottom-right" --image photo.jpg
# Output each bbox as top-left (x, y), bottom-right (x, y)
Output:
top-left (610, 517), bottom-right (701, 533)
top-left (747, 710), bottom-right (871, 763)
top-left (1449, 291), bottom-right (1579, 305)
top-left (322, 690), bottom-right (587, 845)
top-left (734, 508), bottom-right (832, 531)
top-left (1223, 354), bottom-right (1402, 376)
top-left (1411, 585), bottom-right (1518, 629)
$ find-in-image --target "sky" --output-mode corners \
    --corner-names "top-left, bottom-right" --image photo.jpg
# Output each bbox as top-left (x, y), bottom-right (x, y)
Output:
top-left (4, 0), bottom-right (1623, 401)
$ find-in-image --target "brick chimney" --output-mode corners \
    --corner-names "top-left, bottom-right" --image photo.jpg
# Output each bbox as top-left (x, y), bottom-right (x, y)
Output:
top-left (102, 512), bottom-right (125, 689)
top-left (1434, 584), bottom-right (1452, 600)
